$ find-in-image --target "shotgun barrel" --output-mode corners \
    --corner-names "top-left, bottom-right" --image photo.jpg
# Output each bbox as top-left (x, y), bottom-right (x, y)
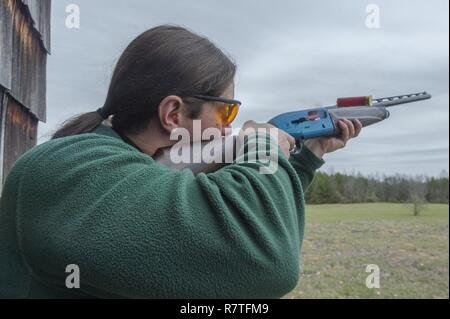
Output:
top-left (372, 92), bottom-right (432, 107)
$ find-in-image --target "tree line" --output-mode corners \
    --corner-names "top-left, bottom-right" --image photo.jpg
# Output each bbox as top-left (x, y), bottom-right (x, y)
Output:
top-left (305, 172), bottom-right (449, 204)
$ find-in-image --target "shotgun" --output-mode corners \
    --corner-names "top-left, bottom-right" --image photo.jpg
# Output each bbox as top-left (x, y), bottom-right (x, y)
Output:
top-left (154, 92), bottom-right (432, 174)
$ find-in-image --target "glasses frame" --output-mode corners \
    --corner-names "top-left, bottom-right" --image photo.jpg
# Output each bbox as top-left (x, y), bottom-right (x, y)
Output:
top-left (192, 95), bottom-right (242, 106)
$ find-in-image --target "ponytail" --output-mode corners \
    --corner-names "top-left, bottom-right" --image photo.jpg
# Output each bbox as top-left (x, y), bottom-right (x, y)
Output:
top-left (52, 111), bottom-right (105, 139)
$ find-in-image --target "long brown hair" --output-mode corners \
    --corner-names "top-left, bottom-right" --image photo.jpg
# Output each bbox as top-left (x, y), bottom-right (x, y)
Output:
top-left (52, 25), bottom-right (236, 139)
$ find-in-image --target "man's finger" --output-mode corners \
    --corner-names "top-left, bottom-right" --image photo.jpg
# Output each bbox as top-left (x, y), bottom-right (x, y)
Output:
top-left (280, 140), bottom-right (292, 158)
top-left (278, 130), bottom-right (295, 150)
top-left (339, 120), bottom-right (350, 141)
top-left (343, 119), bottom-right (355, 137)
top-left (353, 119), bottom-right (363, 137)
top-left (286, 133), bottom-right (296, 150)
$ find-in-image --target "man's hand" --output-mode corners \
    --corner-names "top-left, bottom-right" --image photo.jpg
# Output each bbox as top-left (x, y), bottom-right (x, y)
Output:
top-left (241, 121), bottom-right (296, 158)
top-left (304, 119), bottom-right (363, 159)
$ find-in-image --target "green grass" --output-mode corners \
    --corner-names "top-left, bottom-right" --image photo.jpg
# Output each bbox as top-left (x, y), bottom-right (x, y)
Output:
top-left (285, 203), bottom-right (449, 299)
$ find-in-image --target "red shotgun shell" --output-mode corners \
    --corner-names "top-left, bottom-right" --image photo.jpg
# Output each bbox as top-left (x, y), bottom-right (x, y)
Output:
top-left (337, 96), bottom-right (373, 107)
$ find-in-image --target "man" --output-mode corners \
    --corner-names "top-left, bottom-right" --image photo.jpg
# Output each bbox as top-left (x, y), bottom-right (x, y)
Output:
top-left (0, 25), bottom-right (361, 298)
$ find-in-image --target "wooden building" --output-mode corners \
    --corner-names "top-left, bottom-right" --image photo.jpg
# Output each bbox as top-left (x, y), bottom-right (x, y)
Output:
top-left (0, 0), bottom-right (51, 190)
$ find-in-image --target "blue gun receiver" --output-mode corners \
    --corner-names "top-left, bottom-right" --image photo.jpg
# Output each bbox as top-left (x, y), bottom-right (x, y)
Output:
top-left (269, 106), bottom-right (394, 140)
top-left (269, 108), bottom-right (336, 140)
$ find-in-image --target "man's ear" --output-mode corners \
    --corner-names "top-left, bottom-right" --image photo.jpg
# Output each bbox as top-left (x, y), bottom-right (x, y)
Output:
top-left (157, 95), bottom-right (184, 133)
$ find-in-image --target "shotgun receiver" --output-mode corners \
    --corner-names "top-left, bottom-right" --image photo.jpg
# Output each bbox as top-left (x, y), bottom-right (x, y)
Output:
top-left (154, 92), bottom-right (432, 174)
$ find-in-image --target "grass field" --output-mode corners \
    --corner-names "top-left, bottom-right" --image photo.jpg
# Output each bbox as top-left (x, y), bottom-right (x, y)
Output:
top-left (285, 203), bottom-right (449, 299)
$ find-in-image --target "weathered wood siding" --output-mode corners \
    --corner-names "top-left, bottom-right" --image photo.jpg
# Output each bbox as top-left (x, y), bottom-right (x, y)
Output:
top-left (0, 0), bottom-right (50, 186)
top-left (2, 95), bottom-right (38, 182)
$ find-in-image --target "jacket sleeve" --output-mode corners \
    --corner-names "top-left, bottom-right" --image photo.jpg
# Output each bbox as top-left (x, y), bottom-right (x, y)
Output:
top-left (289, 145), bottom-right (325, 192)
top-left (16, 133), bottom-right (321, 299)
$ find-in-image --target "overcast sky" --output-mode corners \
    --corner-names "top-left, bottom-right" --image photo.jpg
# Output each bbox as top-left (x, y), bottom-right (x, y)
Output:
top-left (39, 0), bottom-right (449, 177)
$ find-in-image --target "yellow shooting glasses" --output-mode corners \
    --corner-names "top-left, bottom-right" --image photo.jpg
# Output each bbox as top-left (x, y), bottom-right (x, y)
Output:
top-left (193, 95), bottom-right (242, 126)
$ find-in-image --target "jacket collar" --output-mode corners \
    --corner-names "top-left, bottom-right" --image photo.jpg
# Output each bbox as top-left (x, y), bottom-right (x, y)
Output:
top-left (92, 123), bottom-right (144, 153)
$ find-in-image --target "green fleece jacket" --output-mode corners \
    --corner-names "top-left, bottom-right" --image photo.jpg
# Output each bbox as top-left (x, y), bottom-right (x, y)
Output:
top-left (0, 124), bottom-right (324, 299)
